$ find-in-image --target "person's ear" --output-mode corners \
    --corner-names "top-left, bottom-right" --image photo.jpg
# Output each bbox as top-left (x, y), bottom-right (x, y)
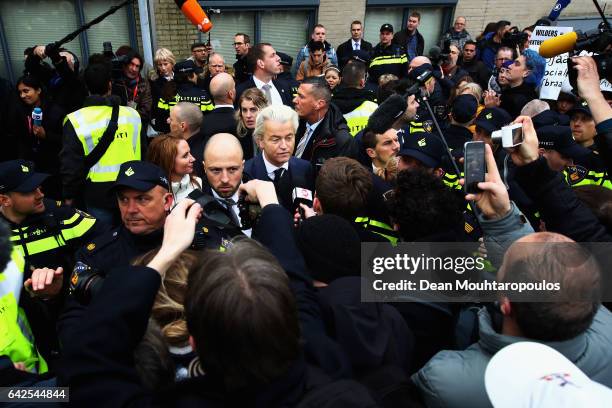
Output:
top-left (313, 196), bottom-right (322, 213)
top-left (433, 167), bottom-right (444, 178)
top-left (393, 223), bottom-right (399, 231)
top-left (499, 297), bottom-right (512, 316)
top-left (538, 147), bottom-right (545, 156)
top-left (163, 193), bottom-right (174, 211)
top-left (188, 335), bottom-right (197, 352)
top-left (366, 147), bottom-right (376, 159)
top-left (0, 194), bottom-right (11, 207)
top-left (257, 58), bottom-right (265, 70)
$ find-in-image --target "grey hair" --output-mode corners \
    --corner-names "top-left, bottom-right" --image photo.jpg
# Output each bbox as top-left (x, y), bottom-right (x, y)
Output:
top-left (174, 102), bottom-right (203, 132)
top-left (253, 105), bottom-right (299, 141)
top-left (520, 99), bottom-right (550, 118)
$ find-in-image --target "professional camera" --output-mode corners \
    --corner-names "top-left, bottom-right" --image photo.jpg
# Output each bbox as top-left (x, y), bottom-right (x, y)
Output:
top-left (237, 192), bottom-right (262, 230)
top-left (567, 23), bottom-right (612, 87)
top-left (502, 27), bottom-right (529, 49)
top-left (69, 261), bottom-right (105, 305)
top-left (428, 40), bottom-right (451, 66)
top-left (102, 41), bottom-right (129, 80)
top-left (189, 191), bottom-right (245, 250)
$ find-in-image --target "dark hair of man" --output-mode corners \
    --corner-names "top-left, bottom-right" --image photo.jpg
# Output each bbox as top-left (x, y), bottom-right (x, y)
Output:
top-left (185, 240), bottom-right (300, 390)
top-left (247, 43), bottom-right (272, 72)
top-left (315, 157), bottom-right (373, 220)
top-left (497, 46), bottom-right (518, 60)
top-left (410, 12), bottom-right (421, 20)
top-left (308, 40), bottom-right (326, 53)
top-left (362, 129), bottom-right (379, 150)
top-left (392, 169), bottom-right (463, 241)
top-left (573, 185), bottom-right (612, 231)
top-left (342, 61), bottom-right (367, 88)
top-left (499, 238), bottom-right (600, 342)
top-left (463, 40), bottom-right (477, 49)
top-left (496, 20), bottom-right (511, 33)
top-left (377, 79), bottom-right (399, 104)
top-left (301, 76), bottom-right (332, 104)
top-left (235, 33), bottom-right (250, 44)
top-left (84, 63), bottom-right (112, 95)
top-left (351, 20), bottom-right (362, 26)
top-left (191, 42), bottom-right (206, 51)
top-left (123, 50), bottom-right (143, 71)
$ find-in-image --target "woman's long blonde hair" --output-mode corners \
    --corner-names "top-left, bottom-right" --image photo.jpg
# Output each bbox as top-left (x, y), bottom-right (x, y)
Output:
top-left (133, 250), bottom-right (200, 347)
top-left (235, 87), bottom-right (269, 138)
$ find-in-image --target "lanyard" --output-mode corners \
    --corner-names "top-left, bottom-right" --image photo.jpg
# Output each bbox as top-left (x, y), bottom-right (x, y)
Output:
top-left (132, 76), bottom-right (139, 101)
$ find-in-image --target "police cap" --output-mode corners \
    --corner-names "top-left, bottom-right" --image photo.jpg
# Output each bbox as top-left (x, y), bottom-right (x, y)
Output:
top-left (398, 132), bottom-right (446, 169)
top-left (475, 107), bottom-right (512, 135)
top-left (174, 59), bottom-right (204, 75)
top-left (537, 125), bottom-right (591, 160)
top-left (0, 160), bottom-right (49, 194)
top-left (113, 161), bottom-right (169, 192)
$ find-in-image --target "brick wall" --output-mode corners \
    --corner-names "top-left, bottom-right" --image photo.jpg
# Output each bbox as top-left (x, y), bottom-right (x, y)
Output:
top-left (141, 0), bottom-right (607, 60)
top-left (149, 0), bottom-right (203, 61)
top-left (316, 0), bottom-right (608, 50)
top-left (454, 0), bottom-right (608, 37)
top-left (317, 0), bottom-right (366, 51)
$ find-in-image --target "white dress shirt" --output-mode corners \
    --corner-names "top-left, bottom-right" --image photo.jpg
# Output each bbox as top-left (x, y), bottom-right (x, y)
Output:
top-left (262, 152), bottom-right (290, 180)
top-left (252, 76), bottom-right (284, 106)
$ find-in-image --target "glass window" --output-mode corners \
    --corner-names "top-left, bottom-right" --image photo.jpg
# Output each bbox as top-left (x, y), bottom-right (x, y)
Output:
top-left (82, 0), bottom-right (131, 56)
top-left (260, 10), bottom-right (310, 60)
top-left (363, 8), bottom-right (402, 47)
top-left (206, 11), bottom-right (255, 64)
top-left (0, 0), bottom-right (83, 78)
top-left (410, 7), bottom-right (445, 52)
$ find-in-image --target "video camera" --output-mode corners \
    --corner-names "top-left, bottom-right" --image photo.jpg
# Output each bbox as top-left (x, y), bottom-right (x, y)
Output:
top-left (502, 26), bottom-right (529, 49)
top-left (102, 41), bottom-right (129, 80)
top-left (538, 0), bottom-right (611, 89)
top-left (428, 39), bottom-right (451, 66)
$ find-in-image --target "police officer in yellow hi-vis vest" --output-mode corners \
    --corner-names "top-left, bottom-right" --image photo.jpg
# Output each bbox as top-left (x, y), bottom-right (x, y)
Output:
top-left (332, 60), bottom-right (378, 137)
top-left (61, 62), bottom-right (142, 225)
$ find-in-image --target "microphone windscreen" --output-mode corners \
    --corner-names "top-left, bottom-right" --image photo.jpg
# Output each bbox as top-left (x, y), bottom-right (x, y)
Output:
top-left (367, 95), bottom-right (407, 134)
top-left (174, 0), bottom-right (213, 33)
top-left (538, 31), bottom-right (577, 58)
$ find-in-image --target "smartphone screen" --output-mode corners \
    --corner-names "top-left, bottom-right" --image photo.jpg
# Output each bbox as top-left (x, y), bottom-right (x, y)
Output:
top-left (464, 141), bottom-right (486, 194)
top-left (511, 126), bottom-right (524, 146)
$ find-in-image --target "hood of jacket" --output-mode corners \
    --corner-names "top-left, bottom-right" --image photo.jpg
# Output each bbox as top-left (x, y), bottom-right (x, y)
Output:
top-left (332, 87), bottom-right (377, 114)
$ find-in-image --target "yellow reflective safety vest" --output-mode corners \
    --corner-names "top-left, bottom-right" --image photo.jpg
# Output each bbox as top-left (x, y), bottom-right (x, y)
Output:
top-left (344, 101), bottom-right (379, 137)
top-left (65, 105), bottom-right (142, 183)
top-left (0, 248), bottom-right (48, 374)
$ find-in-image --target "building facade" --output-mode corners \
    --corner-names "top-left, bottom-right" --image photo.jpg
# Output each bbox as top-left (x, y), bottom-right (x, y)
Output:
top-left (0, 0), bottom-right (606, 83)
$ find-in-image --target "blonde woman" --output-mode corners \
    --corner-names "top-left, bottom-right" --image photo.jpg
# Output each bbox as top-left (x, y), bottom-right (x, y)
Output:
top-left (234, 88), bottom-right (269, 159)
top-left (150, 48), bottom-right (176, 132)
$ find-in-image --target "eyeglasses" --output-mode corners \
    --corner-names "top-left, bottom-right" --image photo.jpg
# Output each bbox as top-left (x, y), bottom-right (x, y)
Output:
top-left (193, 49), bottom-right (207, 53)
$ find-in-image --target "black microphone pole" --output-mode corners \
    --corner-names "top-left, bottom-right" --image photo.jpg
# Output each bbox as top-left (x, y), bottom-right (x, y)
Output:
top-left (49, 0), bottom-right (134, 50)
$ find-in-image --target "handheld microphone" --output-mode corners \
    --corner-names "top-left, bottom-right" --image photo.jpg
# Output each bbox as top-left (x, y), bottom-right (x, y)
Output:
top-left (292, 187), bottom-right (313, 220)
top-left (174, 0), bottom-right (213, 33)
top-left (538, 31), bottom-right (578, 58)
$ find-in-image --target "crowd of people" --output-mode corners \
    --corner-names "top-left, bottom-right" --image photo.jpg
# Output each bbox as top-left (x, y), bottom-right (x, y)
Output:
top-left (1, 11), bottom-right (612, 407)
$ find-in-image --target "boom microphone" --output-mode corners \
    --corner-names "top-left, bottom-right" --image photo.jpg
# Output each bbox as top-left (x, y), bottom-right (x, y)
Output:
top-left (538, 31), bottom-right (578, 58)
top-left (174, 0), bottom-right (213, 33)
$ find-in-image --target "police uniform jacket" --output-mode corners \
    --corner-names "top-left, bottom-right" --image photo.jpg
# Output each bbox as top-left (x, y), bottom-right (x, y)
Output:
top-left (74, 226), bottom-right (163, 275)
top-left (368, 43), bottom-right (408, 84)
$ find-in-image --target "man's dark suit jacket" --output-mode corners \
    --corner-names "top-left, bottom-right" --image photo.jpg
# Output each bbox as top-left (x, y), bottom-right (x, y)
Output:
top-left (244, 153), bottom-right (315, 213)
top-left (336, 38), bottom-right (373, 69)
top-left (235, 77), bottom-right (293, 108)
